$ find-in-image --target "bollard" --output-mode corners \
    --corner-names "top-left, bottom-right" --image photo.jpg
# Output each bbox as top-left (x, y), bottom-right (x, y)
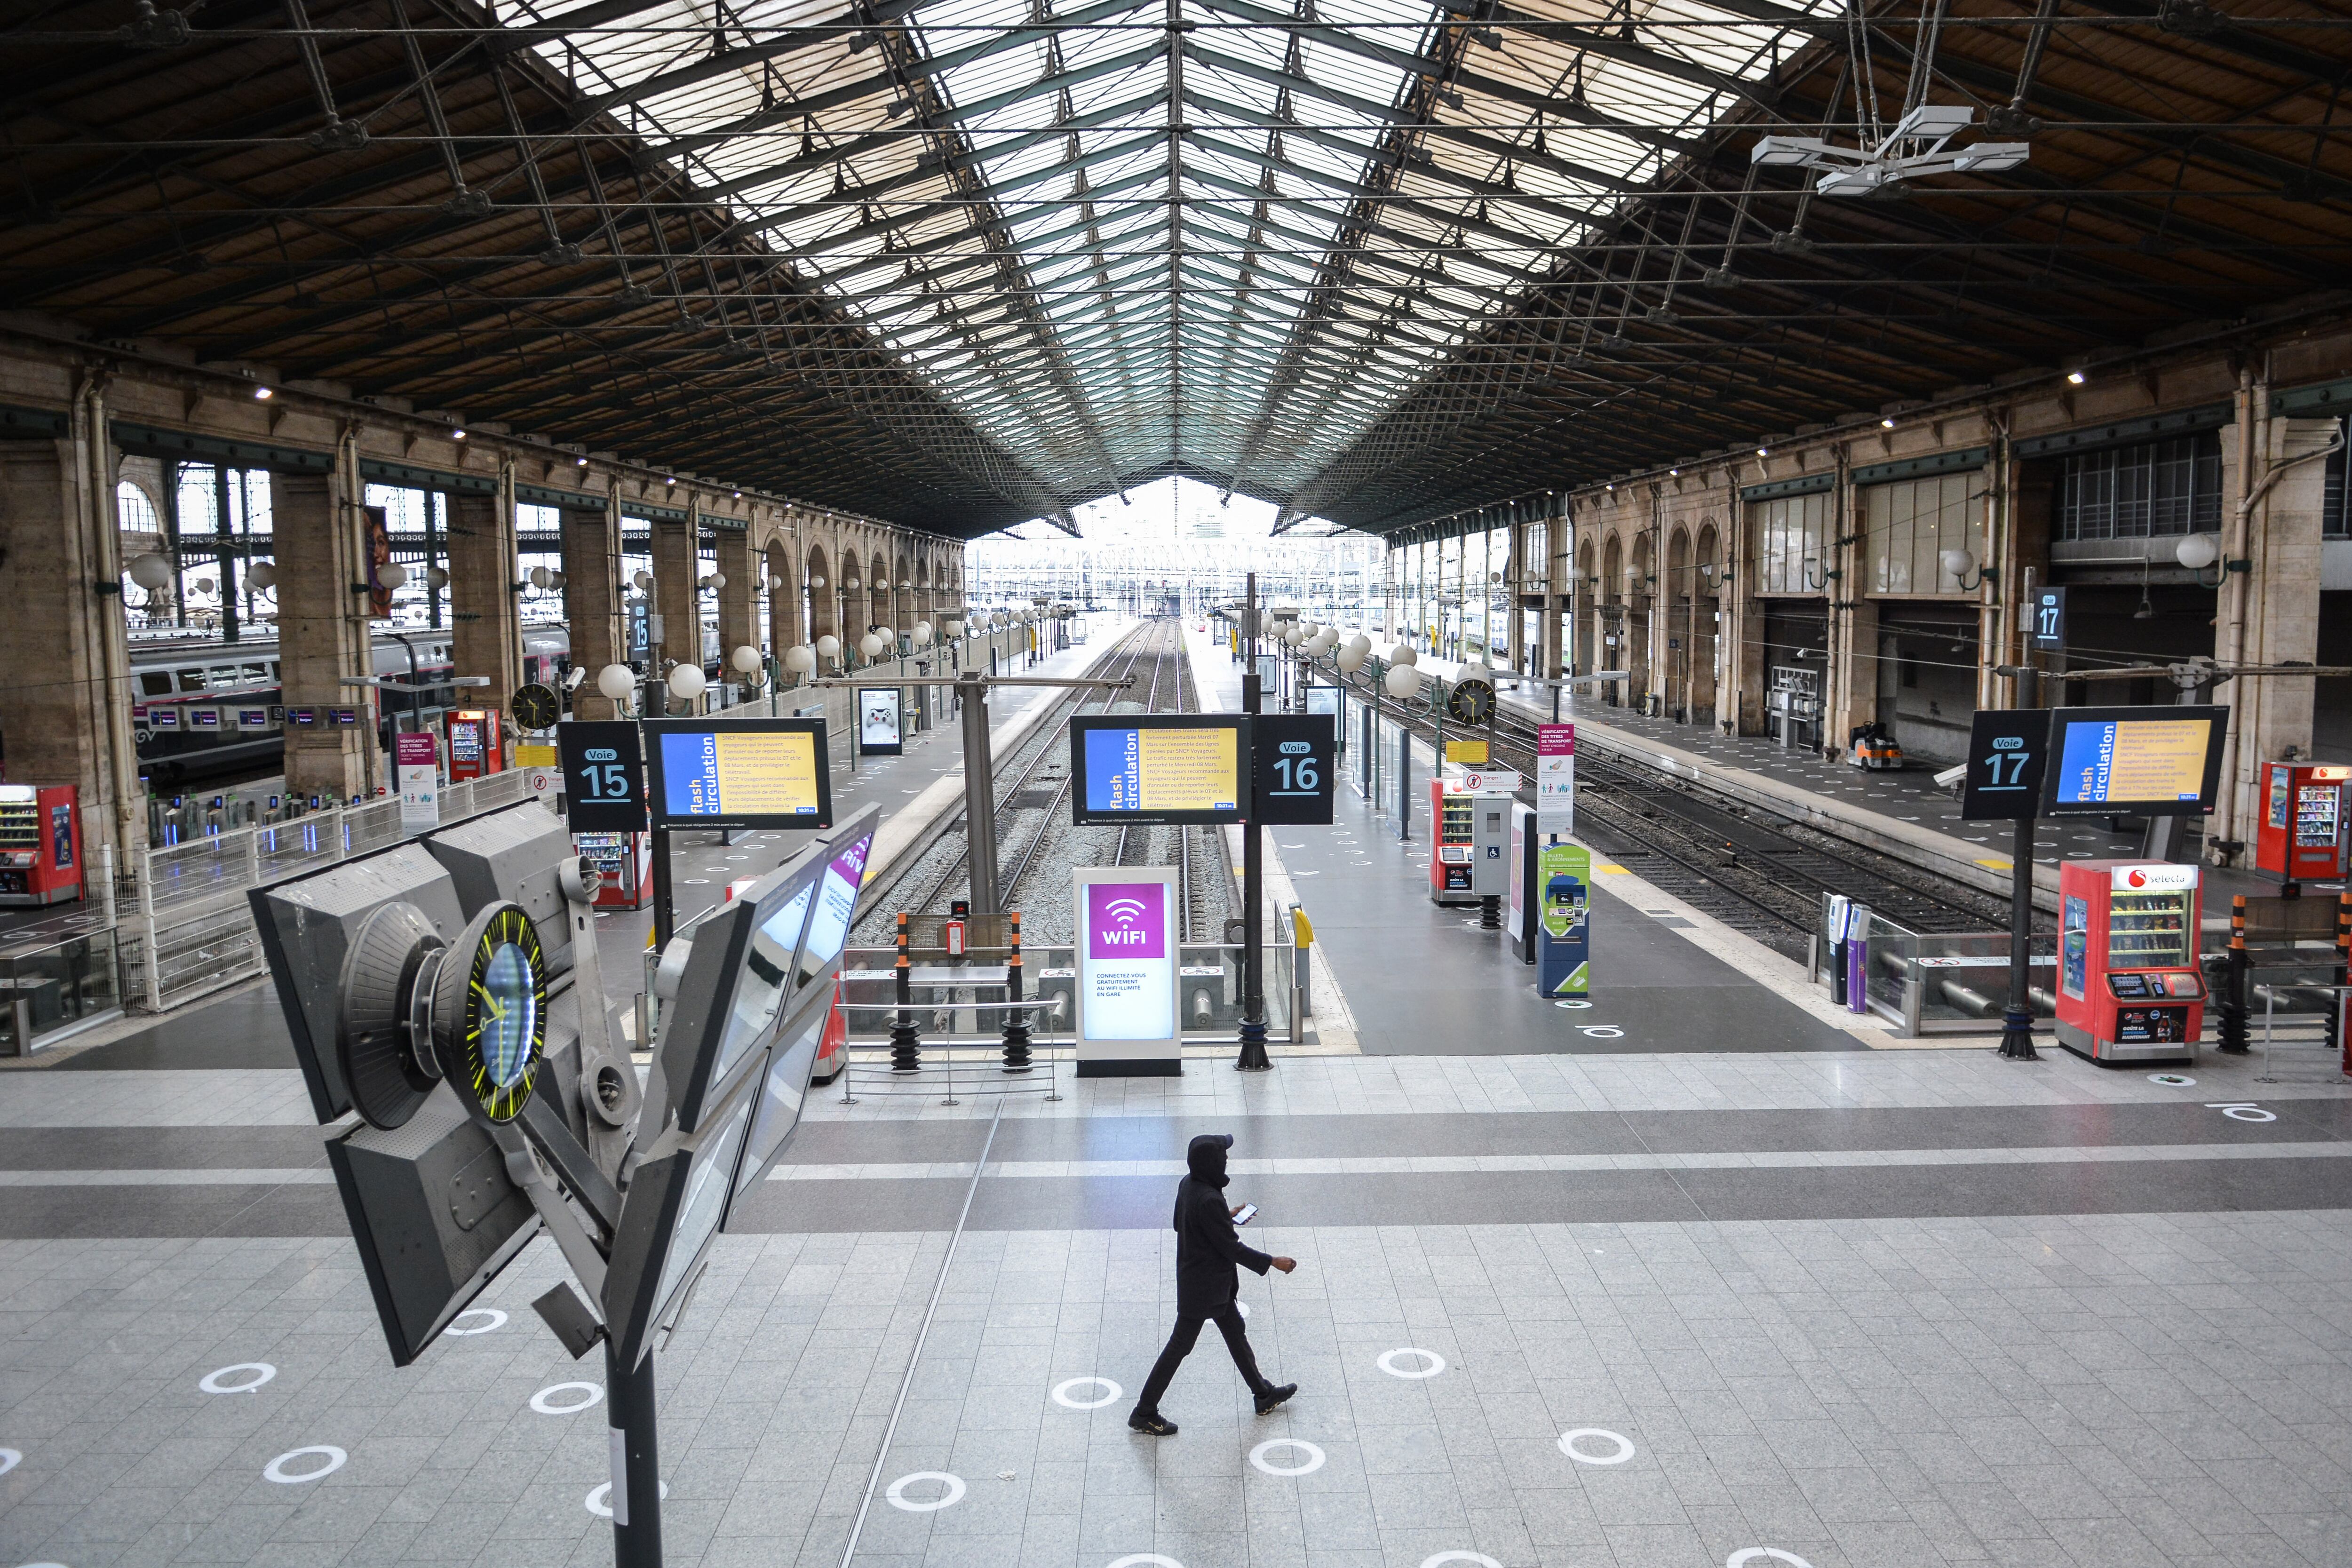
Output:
top-left (889, 912), bottom-right (922, 1072)
top-left (2336, 892), bottom-right (2351, 1072)
top-left (2218, 895), bottom-right (2249, 1054)
top-left (1001, 911), bottom-right (1033, 1073)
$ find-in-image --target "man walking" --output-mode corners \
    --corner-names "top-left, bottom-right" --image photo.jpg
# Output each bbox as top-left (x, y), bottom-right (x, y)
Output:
top-left (1128, 1133), bottom-right (1297, 1436)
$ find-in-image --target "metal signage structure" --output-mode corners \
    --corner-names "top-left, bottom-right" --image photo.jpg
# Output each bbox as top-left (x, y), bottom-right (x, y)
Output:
top-left (2041, 706), bottom-right (2228, 817)
top-left (558, 720), bottom-right (648, 832)
top-left (1959, 708), bottom-right (2051, 820)
top-left (2028, 586), bottom-right (2069, 652)
top-left (1070, 714), bottom-right (1250, 827)
top-left (1071, 865), bottom-right (1182, 1076)
top-left (1251, 712), bottom-right (1336, 826)
top-left (644, 717), bottom-right (833, 830)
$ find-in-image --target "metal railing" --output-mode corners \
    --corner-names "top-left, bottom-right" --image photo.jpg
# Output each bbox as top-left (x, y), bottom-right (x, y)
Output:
top-left (119, 768), bottom-right (536, 1013)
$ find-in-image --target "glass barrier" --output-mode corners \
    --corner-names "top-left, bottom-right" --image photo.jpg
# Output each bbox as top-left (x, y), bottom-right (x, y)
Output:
top-left (0, 926), bottom-right (122, 1055)
top-left (830, 941), bottom-right (1296, 1045)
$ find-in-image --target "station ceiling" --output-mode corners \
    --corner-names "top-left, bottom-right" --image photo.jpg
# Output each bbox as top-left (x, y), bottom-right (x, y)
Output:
top-left (4, 0), bottom-right (2348, 537)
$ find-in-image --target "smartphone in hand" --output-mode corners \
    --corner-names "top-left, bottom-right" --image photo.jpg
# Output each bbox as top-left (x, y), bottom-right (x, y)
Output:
top-left (1232, 1202), bottom-right (1258, 1226)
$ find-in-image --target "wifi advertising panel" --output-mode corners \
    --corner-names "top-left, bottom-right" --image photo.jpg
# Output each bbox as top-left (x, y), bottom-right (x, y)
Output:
top-left (1072, 865), bottom-right (1181, 1077)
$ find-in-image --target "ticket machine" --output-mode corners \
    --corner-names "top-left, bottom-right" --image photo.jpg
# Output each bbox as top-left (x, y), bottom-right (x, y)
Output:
top-left (445, 709), bottom-right (505, 782)
top-left (2255, 762), bottom-right (2351, 883)
top-left (1536, 841), bottom-right (1591, 998)
top-left (573, 830), bottom-right (651, 909)
top-left (0, 784), bottom-right (82, 906)
top-left (1428, 770), bottom-right (1512, 908)
top-left (2055, 860), bottom-right (2205, 1063)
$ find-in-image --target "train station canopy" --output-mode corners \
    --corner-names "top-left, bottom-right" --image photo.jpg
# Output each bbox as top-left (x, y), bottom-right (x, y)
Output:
top-left (5, 0), bottom-right (2348, 535)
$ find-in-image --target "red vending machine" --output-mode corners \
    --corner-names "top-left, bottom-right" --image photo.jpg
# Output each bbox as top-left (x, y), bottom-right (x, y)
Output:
top-left (2056, 860), bottom-right (2205, 1063)
top-left (1429, 776), bottom-right (1477, 904)
top-left (573, 830), bottom-right (651, 910)
top-left (2255, 762), bottom-right (2351, 883)
top-left (445, 709), bottom-right (505, 782)
top-left (0, 785), bottom-right (82, 906)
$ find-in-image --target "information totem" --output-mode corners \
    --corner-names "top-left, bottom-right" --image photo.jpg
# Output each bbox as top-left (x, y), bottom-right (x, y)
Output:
top-left (1536, 841), bottom-right (1591, 998)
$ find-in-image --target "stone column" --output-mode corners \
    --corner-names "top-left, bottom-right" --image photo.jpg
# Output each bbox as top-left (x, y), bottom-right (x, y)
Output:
top-left (447, 486), bottom-right (522, 707)
top-left (276, 470), bottom-right (375, 801)
top-left (0, 433), bottom-right (140, 857)
top-left (2224, 415), bottom-right (2334, 835)
top-left (562, 500), bottom-right (625, 720)
top-left (652, 513), bottom-right (699, 690)
top-left (714, 523), bottom-right (755, 673)
top-left (1727, 497), bottom-right (1766, 734)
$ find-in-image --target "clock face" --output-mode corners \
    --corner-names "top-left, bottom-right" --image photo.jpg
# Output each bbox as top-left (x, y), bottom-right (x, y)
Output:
top-left (1447, 678), bottom-right (1495, 725)
top-left (454, 905), bottom-right (547, 1123)
top-left (511, 682), bottom-right (559, 731)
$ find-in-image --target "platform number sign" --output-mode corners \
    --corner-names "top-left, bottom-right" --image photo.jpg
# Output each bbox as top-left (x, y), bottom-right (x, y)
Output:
top-left (2029, 587), bottom-right (2068, 652)
top-left (557, 719), bottom-right (647, 831)
top-left (1252, 713), bottom-right (1336, 825)
top-left (1961, 708), bottom-right (2051, 821)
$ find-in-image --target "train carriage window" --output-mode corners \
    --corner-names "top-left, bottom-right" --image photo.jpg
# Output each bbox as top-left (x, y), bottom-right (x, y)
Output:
top-left (175, 668), bottom-right (207, 692)
top-left (209, 665), bottom-right (244, 688)
top-left (243, 663), bottom-right (269, 685)
top-left (138, 672), bottom-right (173, 697)
top-left (270, 662), bottom-right (281, 680)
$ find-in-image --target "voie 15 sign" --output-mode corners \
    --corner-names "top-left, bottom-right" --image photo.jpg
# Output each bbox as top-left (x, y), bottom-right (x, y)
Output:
top-left (557, 719), bottom-right (646, 832)
top-left (1073, 867), bottom-right (1180, 1077)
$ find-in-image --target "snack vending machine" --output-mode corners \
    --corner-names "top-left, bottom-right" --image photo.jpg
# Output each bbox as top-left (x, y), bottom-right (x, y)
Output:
top-left (573, 830), bottom-right (651, 910)
top-left (0, 784), bottom-right (82, 906)
top-left (2255, 762), bottom-right (2350, 883)
top-left (445, 709), bottom-right (505, 782)
top-left (1427, 772), bottom-right (1511, 907)
top-left (2056, 860), bottom-right (2205, 1063)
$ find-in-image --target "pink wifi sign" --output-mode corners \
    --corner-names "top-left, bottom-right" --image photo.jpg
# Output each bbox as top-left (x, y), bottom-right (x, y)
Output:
top-left (1086, 882), bottom-right (1166, 961)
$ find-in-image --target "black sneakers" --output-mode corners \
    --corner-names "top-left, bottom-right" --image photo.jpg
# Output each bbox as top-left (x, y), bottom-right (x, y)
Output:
top-left (1254, 1383), bottom-right (1298, 1415)
top-left (1128, 1410), bottom-right (1177, 1436)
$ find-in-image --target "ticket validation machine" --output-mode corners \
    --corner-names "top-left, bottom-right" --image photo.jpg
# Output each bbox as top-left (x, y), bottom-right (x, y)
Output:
top-left (2256, 762), bottom-right (2351, 883)
top-left (2055, 860), bottom-right (2205, 1063)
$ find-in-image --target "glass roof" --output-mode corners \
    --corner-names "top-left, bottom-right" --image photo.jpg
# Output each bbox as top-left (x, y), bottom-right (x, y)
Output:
top-left (523, 0), bottom-right (1835, 514)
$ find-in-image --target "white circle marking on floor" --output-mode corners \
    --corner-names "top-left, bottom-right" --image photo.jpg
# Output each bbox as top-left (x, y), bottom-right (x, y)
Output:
top-left (886, 1472), bottom-right (966, 1512)
top-left (2148, 1073), bottom-right (2195, 1086)
top-left (0, 1448), bottom-right (20, 1477)
top-left (530, 1382), bottom-right (604, 1415)
top-left (1378, 1348), bottom-right (1446, 1379)
top-left (1249, 1439), bottom-right (1326, 1477)
top-left (586, 1480), bottom-right (668, 1517)
top-left (1052, 1377), bottom-right (1123, 1409)
top-left (199, 1362), bottom-right (275, 1395)
top-left (444, 1308), bottom-right (506, 1335)
top-left (1727, 1552), bottom-right (1816, 1568)
top-left (1421, 1554), bottom-right (1504, 1568)
top-left (1558, 1428), bottom-right (1636, 1465)
top-left (263, 1446), bottom-right (346, 1484)
top-left (1105, 1556), bottom-right (1184, 1568)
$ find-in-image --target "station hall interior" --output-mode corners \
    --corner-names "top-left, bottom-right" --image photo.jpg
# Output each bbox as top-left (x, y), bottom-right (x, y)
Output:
top-left (5, 2), bottom-right (2352, 1568)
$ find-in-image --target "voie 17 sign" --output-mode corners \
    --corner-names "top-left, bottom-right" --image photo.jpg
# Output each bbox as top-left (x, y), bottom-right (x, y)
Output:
top-left (1073, 866), bottom-right (1180, 1077)
top-left (1960, 708), bottom-right (2050, 821)
top-left (1252, 713), bottom-right (1335, 826)
top-left (557, 719), bottom-right (646, 832)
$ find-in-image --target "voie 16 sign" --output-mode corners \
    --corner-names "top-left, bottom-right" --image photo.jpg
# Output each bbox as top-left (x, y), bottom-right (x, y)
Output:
top-left (1072, 866), bottom-right (1180, 1077)
top-left (1251, 712), bottom-right (1335, 825)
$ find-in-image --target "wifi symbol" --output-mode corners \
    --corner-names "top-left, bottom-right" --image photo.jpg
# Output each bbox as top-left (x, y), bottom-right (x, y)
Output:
top-left (1105, 897), bottom-right (1148, 927)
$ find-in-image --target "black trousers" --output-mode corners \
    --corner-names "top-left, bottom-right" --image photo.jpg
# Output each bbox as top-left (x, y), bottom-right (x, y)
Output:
top-left (1136, 1302), bottom-right (1269, 1412)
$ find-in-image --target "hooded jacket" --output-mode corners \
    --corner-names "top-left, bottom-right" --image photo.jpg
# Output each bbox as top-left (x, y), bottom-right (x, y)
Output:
top-left (1171, 1133), bottom-right (1273, 1315)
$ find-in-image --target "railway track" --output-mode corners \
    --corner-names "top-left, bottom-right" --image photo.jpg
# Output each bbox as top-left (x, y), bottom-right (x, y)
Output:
top-left (1328, 664), bottom-right (2017, 962)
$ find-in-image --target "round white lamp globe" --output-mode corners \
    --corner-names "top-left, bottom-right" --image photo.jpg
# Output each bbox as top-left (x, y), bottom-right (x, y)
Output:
top-left (1390, 644), bottom-right (1418, 666)
top-left (784, 645), bottom-right (816, 674)
top-left (127, 552), bottom-right (172, 591)
top-left (858, 632), bottom-right (884, 659)
top-left (1384, 663), bottom-right (1422, 700)
top-left (913, 622), bottom-right (934, 645)
top-left (816, 633), bottom-right (840, 660)
top-left (246, 561), bottom-right (279, 591)
top-left (596, 663), bottom-right (637, 700)
top-left (377, 562), bottom-right (408, 590)
top-left (730, 645), bottom-right (762, 674)
top-left (1939, 548), bottom-right (1978, 582)
top-left (667, 664), bottom-right (707, 701)
top-left (529, 565), bottom-right (553, 590)
top-left (2176, 533), bottom-right (2220, 571)
top-left (426, 565), bottom-right (450, 589)
top-left (633, 569), bottom-right (653, 591)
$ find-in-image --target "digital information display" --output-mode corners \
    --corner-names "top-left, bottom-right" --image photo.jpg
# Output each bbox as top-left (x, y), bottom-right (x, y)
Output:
top-left (2042, 706), bottom-right (2227, 816)
top-left (1071, 716), bottom-right (1248, 826)
top-left (644, 718), bottom-right (832, 829)
top-left (1073, 865), bottom-right (1180, 1076)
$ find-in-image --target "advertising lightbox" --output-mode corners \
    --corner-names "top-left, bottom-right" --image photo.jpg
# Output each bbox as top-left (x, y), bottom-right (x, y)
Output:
top-left (1072, 865), bottom-right (1181, 1077)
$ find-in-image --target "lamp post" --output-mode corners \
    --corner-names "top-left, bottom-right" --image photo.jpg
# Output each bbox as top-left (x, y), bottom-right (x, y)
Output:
top-left (1237, 572), bottom-right (1271, 1072)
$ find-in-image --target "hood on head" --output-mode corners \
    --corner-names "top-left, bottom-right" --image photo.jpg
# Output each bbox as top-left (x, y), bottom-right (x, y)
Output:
top-left (1186, 1133), bottom-right (1233, 1185)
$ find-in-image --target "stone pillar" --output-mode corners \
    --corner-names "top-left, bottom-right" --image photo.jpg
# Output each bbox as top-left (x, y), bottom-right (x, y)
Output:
top-left (652, 514), bottom-right (699, 685)
top-left (2223, 415), bottom-right (2334, 835)
top-left (1825, 475), bottom-right (1877, 758)
top-left (562, 501), bottom-right (625, 720)
top-left (714, 525), bottom-right (755, 673)
top-left (277, 471), bottom-right (375, 801)
top-left (447, 486), bottom-right (522, 709)
top-left (1727, 498), bottom-right (1767, 734)
top-left (0, 434), bottom-right (140, 858)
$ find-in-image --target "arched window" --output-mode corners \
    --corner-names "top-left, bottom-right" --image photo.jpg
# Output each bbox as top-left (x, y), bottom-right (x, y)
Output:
top-left (116, 479), bottom-right (160, 534)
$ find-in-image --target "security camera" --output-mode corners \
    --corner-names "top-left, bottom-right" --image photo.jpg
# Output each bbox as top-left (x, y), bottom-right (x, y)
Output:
top-left (564, 667), bottom-right (588, 691)
top-left (1933, 763), bottom-right (1967, 790)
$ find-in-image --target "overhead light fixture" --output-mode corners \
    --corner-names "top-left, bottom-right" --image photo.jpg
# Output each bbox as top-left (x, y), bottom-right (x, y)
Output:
top-left (253, 385), bottom-right (272, 400)
top-left (576, 454), bottom-right (588, 466)
top-left (1881, 417), bottom-right (1896, 428)
top-left (1750, 105), bottom-right (2028, 198)
top-left (452, 428), bottom-right (466, 439)
top-left (1669, 468), bottom-right (1680, 477)
top-left (1756, 446), bottom-right (1770, 457)
top-left (2066, 370), bottom-right (2087, 385)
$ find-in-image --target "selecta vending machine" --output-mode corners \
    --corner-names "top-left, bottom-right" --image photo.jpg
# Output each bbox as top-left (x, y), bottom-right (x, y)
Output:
top-left (444, 709), bottom-right (505, 782)
top-left (2255, 762), bottom-right (2351, 883)
top-left (2055, 860), bottom-right (2206, 1063)
top-left (0, 784), bottom-right (82, 906)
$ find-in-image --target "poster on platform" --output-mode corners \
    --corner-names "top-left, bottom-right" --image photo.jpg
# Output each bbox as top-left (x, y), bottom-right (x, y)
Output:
top-left (1536, 724), bottom-right (1575, 837)
top-left (1073, 866), bottom-right (1180, 1077)
top-left (396, 732), bottom-right (440, 833)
